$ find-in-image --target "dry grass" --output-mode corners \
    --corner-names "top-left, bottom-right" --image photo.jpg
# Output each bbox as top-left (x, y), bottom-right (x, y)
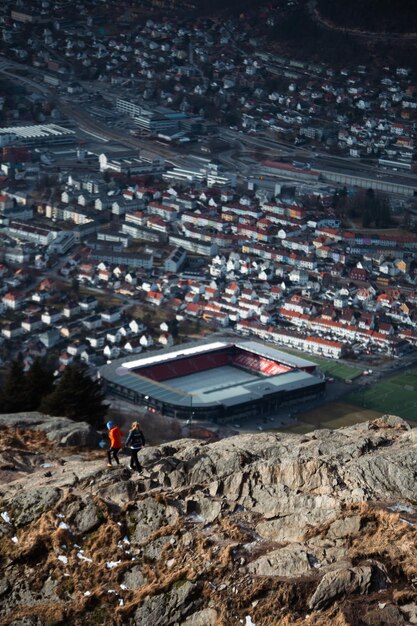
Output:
top-left (0, 426), bottom-right (54, 453)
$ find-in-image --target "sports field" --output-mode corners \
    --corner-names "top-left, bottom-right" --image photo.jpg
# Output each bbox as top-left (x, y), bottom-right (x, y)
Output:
top-left (276, 347), bottom-right (363, 381)
top-left (167, 365), bottom-right (258, 394)
top-left (344, 366), bottom-right (417, 422)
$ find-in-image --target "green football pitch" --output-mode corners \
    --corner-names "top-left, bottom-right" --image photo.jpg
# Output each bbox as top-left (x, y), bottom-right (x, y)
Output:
top-left (345, 366), bottom-right (417, 422)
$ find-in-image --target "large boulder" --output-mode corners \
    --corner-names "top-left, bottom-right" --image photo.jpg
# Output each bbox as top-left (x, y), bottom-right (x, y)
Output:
top-left (8, 486), bottom-right (61, 526)
top-left (130, 496), bottom-right (178, 542)
top-left (309, 560), bottom-right (390, 610)
top-left (248, 543), bottom-right (315, 578)
top-left (133, 581), bottom-right (201, 626)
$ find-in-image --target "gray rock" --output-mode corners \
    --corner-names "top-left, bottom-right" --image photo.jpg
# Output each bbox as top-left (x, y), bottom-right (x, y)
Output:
top-left (73, 499), bottom-right (102, 534)
top-left (142, 535), bottom-right (174, 560)
top-left (327, 515), bottom-right (362, 540)
top-left (133, 581), bottom-right (201, 626)
top-left (248, 544), bottom-right (314, 577)
top-left (363, 604), bottom-right (406, 625)
top-left (309, 560), bottom-right (390, 610)
top-left (130, 497), bottom-right (178, 543)
top-left (183, 608), bottom-right (219, 625)
top-left (97, 477), bottom-right (139, 506)
top-left (0, 578), bottom-right (9, 596)
top-left (400, 602), bottom-right (417, 624)
top-left (255, 492), bottom-right (340, 542)
top-left (122, 565), bottom-right (147, 590)
top-left (10, 486), bottom-right (61, 526)
top-left (185, 492), bottom-right (222, 523)
top-left (41, 576), bottom-right (59, 601)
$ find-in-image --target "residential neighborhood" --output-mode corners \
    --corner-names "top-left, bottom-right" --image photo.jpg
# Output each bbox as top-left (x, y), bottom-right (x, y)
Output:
top-left (0, 0), bottom-right (416, 378)
top-left (0, 0), bottom-right (416, 168)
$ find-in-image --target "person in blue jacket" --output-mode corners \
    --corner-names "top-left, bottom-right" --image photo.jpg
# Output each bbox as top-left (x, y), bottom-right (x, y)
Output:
top-left (125, 421), bottom-right (146, 472)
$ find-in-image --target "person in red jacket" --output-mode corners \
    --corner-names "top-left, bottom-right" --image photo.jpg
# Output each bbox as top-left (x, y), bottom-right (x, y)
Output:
top-left (106, 421), bottom-right (123, 467)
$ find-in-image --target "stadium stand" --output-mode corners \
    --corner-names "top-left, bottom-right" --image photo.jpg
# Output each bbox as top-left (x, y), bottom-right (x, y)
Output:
top-left (135, 347), bottom-right (292, 382)
top-left (232, 351), bottom-right (290, 376)
top-left (135, 349), bottom-right (232, 381)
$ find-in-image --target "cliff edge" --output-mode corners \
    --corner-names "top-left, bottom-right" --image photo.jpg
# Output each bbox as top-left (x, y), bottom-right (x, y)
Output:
top-left (0, 414), bottom-right (416, 625)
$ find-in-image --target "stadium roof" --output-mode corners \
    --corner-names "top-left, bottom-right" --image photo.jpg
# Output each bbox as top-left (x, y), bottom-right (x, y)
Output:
top-left (120, 341), bottom-right (229, 371)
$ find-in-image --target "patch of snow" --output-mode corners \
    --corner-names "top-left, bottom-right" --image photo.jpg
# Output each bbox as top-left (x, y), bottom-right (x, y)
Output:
top-left (119, 599), bottom-right (124, 606)
top-left (123, 536), bottom-right (130, 544)
top-left (245, 617), bottom-right (256, 626)
top-left (58, 522), bottom-right (70, 530)
top-left (187, 512), bottom-right (204, 523)
top-left (108, 589), bottom-right (117, 594)
top-left (56, 513), bottom-right (65, 519)
top-left (77, 552), bottom-right (92, 563)
top-left (106, 560), bottom-right (121, 569)
top-left (41, 463), bottom-right (53, 468)
top-left (400, 517), bottom-right (414, 526)
top-left (120, 584), bottom-right (127, 591)
top-left (83, 591), bottom-right (91, 596)
top-left (389, 503), bottom-right (414, 514)
top-left (1, 511), bottom-right (11, 524)
top-left (58, 555), bottom-right (68, 564)
top-left (12, 536), bottom-right (18, 544)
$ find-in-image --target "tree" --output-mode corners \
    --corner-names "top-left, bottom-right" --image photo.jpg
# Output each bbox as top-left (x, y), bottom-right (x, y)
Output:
top-left (40, 364), bottom-right (108, 429)
top-left (0, 358), bottom-right (27, 413)
top-left (167, 318), bottom-right (179, 339)
top-left (362, 189), bottom-right (391, 228)
top-left (25, 358), bottom-right (55, 411)
top-left (71, 277), bottom-right (79, 297)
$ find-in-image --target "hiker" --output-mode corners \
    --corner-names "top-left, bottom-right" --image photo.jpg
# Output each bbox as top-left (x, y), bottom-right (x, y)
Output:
top-left (125, 421), bottom-right (146, 472)
top-left (106, 421), bottom-right (123, 467)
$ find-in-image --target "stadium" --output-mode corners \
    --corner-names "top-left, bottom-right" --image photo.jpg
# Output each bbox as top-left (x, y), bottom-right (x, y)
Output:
top-left (99, 339), bottom-right (326, 422)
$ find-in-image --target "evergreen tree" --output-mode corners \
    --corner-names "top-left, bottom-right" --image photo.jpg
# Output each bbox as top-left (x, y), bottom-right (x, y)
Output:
top-left (168, 318), bottom-right (179, 339)
top-left (40, 364), bottom-right (108, 429)
top-left (25, 358), bottom-right (55, 410)
top-left (0, 358), bottom-right (28, 413)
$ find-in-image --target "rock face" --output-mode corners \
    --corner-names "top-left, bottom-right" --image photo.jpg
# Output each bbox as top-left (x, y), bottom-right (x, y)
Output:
top-left (0, 414), bottom-right (417, 625)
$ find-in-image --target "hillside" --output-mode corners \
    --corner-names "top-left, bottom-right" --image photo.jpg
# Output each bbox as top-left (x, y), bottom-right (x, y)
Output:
top-left (1, 413), bottom-right (417, 625)
top-left (317, 0), bottom-right (417, 34)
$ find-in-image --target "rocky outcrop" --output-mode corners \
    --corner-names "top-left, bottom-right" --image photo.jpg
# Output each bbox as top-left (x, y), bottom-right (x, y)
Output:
top-left (0, 414), bottom-right (417, 625)
top-left (0, 412), bottom-right (100, 447)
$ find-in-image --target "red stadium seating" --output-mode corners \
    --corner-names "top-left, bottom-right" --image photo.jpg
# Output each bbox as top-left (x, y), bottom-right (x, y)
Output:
top-left (232, 351), bottom-right (290, 376)
top-left (134, 347), bottom-right (291, 382)
top-left (136, 349), bottom-right (232, 382)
